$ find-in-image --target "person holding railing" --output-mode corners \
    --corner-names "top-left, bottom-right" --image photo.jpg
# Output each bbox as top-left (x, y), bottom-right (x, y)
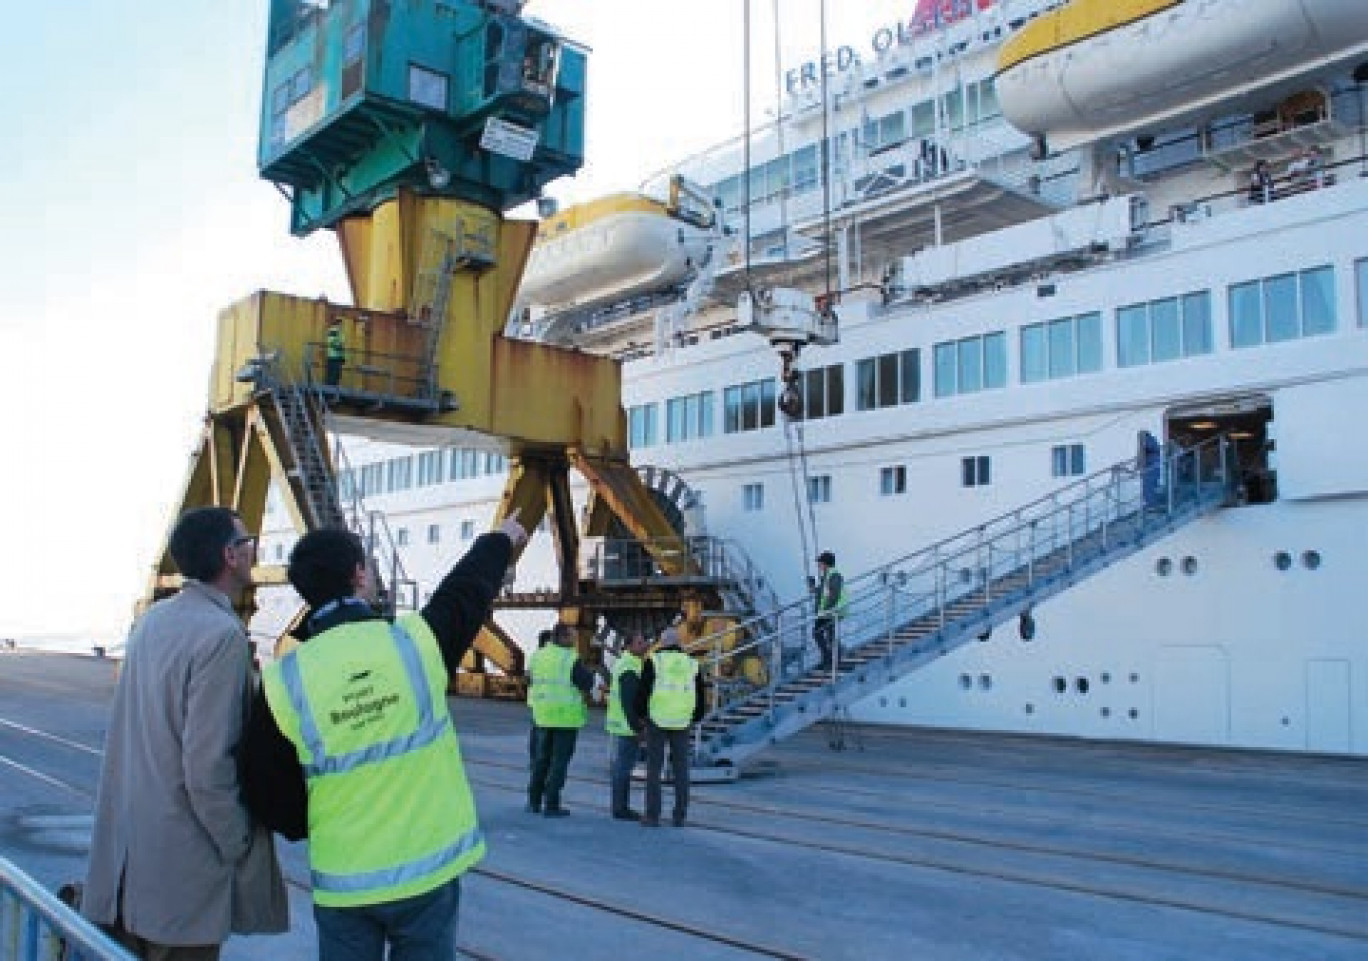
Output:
top-left (1139, 431), bottom-right (1163, 509)
top-left (812, 551), bottom-right (848, 671)
top-left (324, 318), bottom-right (346, 387)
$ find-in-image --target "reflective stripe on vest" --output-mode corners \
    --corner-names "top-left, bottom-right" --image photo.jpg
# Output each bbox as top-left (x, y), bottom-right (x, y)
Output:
top-left (264, 615), bottom-right (485, 906)
top-left (648, 650), bottom-right (697, 730)
top-left (605, 652), bottom-right (642, 735)
top-left (326, 327), bottom-right (345, 360)
top-left (529, 644), bottom-right (587, 728)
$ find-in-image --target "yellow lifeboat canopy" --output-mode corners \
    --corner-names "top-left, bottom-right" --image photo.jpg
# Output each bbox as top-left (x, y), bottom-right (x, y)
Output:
top-left (996, 0), bottom-right (1368, 153)
top-left (521, 192), bottom-right (715, 316)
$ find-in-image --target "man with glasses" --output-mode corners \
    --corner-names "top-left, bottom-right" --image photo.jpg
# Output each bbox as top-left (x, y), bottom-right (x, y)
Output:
top-left (84, 507), bottom-right (287, 960)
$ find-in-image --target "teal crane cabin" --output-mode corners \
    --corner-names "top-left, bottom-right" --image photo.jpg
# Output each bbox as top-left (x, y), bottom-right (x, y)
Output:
top-left (259, 0), bottom-right (587, 234)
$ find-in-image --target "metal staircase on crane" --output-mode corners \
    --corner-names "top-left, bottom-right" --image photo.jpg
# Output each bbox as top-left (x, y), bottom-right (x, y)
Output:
top-left (253, 364), bottom-right (418, 616)
top-left (691, 435), bottom-right (1239, 772)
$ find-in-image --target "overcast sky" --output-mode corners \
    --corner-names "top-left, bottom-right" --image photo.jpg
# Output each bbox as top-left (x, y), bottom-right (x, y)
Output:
top-left (0, 0), bottom-right (914, 640)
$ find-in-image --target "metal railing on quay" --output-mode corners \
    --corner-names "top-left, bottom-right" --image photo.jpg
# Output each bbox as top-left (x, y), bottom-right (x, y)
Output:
top-left (0, 858), bottom-right (133, 961)
top-left (690, 435), bottom-right (1236, 727)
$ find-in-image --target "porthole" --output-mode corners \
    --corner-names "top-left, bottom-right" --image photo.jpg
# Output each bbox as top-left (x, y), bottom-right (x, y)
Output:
top-left (1155, 557), bottom-right (1173, 577)
top-left (1052, 676), bottom-right (1067, 694)
top-left (1100, 672), bottom-right (1111, 685)
top-left (1302, 550), bottom-right (1322, 570)
top-left (878, 697), bottom-right (887, 708)
top-left (1129, 672), bottom-right (1140, 684)
top-left (978, 674), bottom-right (992, 691)
top-left (1274, 551), bottom-right (1292, 571)
top-left (1024, 703), bottom-right (1035, 714)
top-left (1181, 556), bottom-right (1198, 575)
top-left (959, 674), bottom-right (973, 690)
top-left (1128, 708), bottom-right (1139, 719)
top-left (1076, 677), bottom-right (1090, 694)
top-left (1100, 707), bottom-right (1111, 718)
top-left (898, 697), bottom-right (907, 708)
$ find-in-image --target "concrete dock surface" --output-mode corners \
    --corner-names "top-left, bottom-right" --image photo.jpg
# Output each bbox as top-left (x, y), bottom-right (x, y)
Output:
top-left (2, 651), bottom-right (1366, 960)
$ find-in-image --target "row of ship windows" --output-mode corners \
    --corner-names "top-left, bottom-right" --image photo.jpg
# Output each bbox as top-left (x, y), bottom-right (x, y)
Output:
top-left (629, 262), bottom-right (1360, 446)
top-left (338, 449), bottom-right (509, 501)
top-left (741, 444), bottom-right (1085, 511)
top-left (709, 78), bottom-right (1001, 212)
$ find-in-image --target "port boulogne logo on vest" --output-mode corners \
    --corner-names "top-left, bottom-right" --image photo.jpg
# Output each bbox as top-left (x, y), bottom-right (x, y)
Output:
top-left (331, 679), bottom-right (401, 731)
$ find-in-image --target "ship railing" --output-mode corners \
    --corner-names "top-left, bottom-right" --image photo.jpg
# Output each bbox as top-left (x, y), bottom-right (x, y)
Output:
top-left (690, 435), bottom-right (1237, 728)
top-left (0, 856), bottom-right (134, 961)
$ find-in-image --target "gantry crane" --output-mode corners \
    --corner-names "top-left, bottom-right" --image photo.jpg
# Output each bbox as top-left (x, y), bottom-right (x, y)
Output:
top-left (143, 0), bottom-right (765, 695)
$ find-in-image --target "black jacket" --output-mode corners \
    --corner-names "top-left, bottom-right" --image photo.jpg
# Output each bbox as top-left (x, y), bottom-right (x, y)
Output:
top-left (633, 646), bottom-right (706, 728)
top-left (241, 531), bottom-right (512, 840)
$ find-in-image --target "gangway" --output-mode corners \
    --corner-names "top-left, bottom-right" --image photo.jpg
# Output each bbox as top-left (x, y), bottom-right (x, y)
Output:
top-left (1, 856), bottom-right (132, 961)
top-left (690, 435), bottom-right (1239, 772)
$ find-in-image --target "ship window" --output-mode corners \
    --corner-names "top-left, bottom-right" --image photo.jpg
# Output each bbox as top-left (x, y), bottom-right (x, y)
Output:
top-left (798, 364), bottom-right (844, 420)
top-left (806, 475), bottom-right (832, 504)
top-left (427, 524), bottom-right (441, 545)
top-left (909, 101), bottom-right (935, 139)
top-left (416, 450), bottom-right (445, 487)
top-left (723, 379), bottom-right (777, 434)
top-left (666, 391), bottom-right (714, 443)
top-left (460, 520), bottom-right (475, 541)
top-left (857, 348), bottom-right (919, 409)
top-left (742, 482), bottom-right (764, 512)
top-left (934, 333), bottom-right (1005, 398)
top-left (961, 455), bottom-right (991, 488)
top-left (395, 527), bottom-right (409, 546)
top-left (1118, 292), bottom-right (1213, 366)
top-left (628, 403), bottom-right (659, 448)
top-left (880, 466), bottom-right (907, 496)
top-left (1051, 444), bottom-right (1085, 478)
top-left (1023, 313), bottom-right (1101, 383)
top-left (1357, 259), bottom-right (1368, 327)
top-left (793, 145), bottom-right (819, 193)
top-left (387, 456), bottom-right (412, 492)
top-left (1229, 267), bottom-right (1336, 348)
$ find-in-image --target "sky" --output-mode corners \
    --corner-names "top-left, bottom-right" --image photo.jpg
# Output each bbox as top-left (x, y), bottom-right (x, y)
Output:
top-left (0, 0), bottom-right (915, 641)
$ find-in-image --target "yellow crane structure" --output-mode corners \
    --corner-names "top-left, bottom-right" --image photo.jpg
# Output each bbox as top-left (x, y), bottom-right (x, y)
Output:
top-left (141, 1), bottom-right (753, 695)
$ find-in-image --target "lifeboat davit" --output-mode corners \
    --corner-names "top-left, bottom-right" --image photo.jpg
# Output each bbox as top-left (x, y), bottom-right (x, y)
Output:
top-left (996, 0), bottom-right (1368, 153)
top-left (520, 191), bottom-right (715, 316)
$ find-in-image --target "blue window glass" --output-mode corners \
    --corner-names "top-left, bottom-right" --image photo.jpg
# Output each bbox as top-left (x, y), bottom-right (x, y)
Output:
top-left (1118, 306), bottom-right (1149, 366)
top-left (1150, 297), bottom-right (1181, 363)
top-left (934, 343), bottom-right (957, 397)
top-left (1021, 324), bottom-right (1047, 383)
top-left (1181, 293), bottom-right (1213, 355)
top-left (984, 332), bottom-right (1007, 388)
top-left (1264, 273), bottom-right (1299, 343)
top-left (1229, 282), bottom-right (1263, 348)
top-left (1300, 265), bottom-right (1335, 337)
top-left (1077, 313), bottom-right (1102, 373)
top-left (1047, 318), bottom-right (1074, 378)
top-left (958, 338), bottom-right (983, 393)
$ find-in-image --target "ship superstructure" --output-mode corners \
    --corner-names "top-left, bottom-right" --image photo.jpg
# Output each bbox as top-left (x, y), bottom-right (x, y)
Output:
top-left (261, 0), bottom-right (1368, 756)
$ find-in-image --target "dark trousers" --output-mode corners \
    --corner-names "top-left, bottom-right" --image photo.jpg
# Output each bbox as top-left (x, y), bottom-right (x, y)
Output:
top-left (644, 722), bottom-right (691, 822)
top-left (324, 357), bottom-right (343, 387)
top-left (313, 876), bottom-right (460, 961)
top-left (608, 733), bottom-right (640, 815)
top-left (814, 615), bottom-right (838, 668)
top-left (528, 726), bottom-right (578, 810)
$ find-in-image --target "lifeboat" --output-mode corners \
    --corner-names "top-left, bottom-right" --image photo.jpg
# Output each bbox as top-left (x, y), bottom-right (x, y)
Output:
top-left (995, 0), bottom-right (1368, 153)
top-left (520, 185), bottom-right (716, 316)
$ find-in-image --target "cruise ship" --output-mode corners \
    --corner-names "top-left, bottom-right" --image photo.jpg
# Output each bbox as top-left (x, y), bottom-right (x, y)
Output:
top-left (259, 0), bottom-right (1368, 758)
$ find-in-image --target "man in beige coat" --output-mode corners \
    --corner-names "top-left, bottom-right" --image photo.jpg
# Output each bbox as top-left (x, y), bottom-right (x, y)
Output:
top-left (83, 507), bottom-right (286, 960)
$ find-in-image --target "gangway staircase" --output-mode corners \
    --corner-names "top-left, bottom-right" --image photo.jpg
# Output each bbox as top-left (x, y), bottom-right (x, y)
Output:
top-left (691, 436), bottom-right (1239, 772)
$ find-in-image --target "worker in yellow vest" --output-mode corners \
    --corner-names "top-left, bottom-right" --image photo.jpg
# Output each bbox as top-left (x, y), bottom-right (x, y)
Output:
top-left (526, 623), bottom-right (595, 816)
top-left (633, 627), bottom-right (705, 827)
top-left (242, 512), bottom-right (526, 961)
top-left (605, 632), bottom-right (650, 820)
top-left (324, 318), bottom-right (346, 387)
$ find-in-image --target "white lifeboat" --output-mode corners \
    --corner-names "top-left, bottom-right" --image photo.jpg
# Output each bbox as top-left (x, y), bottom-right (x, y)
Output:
top-left (995, 0), bottom-right (1368, 153)
top-left (520, 189), bottom-right (716, 316)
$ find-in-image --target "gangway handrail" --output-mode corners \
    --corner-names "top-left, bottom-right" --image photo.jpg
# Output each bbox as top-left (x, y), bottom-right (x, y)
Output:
top-left (0, 856), bottom-right (134, 961)
top-left (689, 434), bottom-right (1237, 739)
